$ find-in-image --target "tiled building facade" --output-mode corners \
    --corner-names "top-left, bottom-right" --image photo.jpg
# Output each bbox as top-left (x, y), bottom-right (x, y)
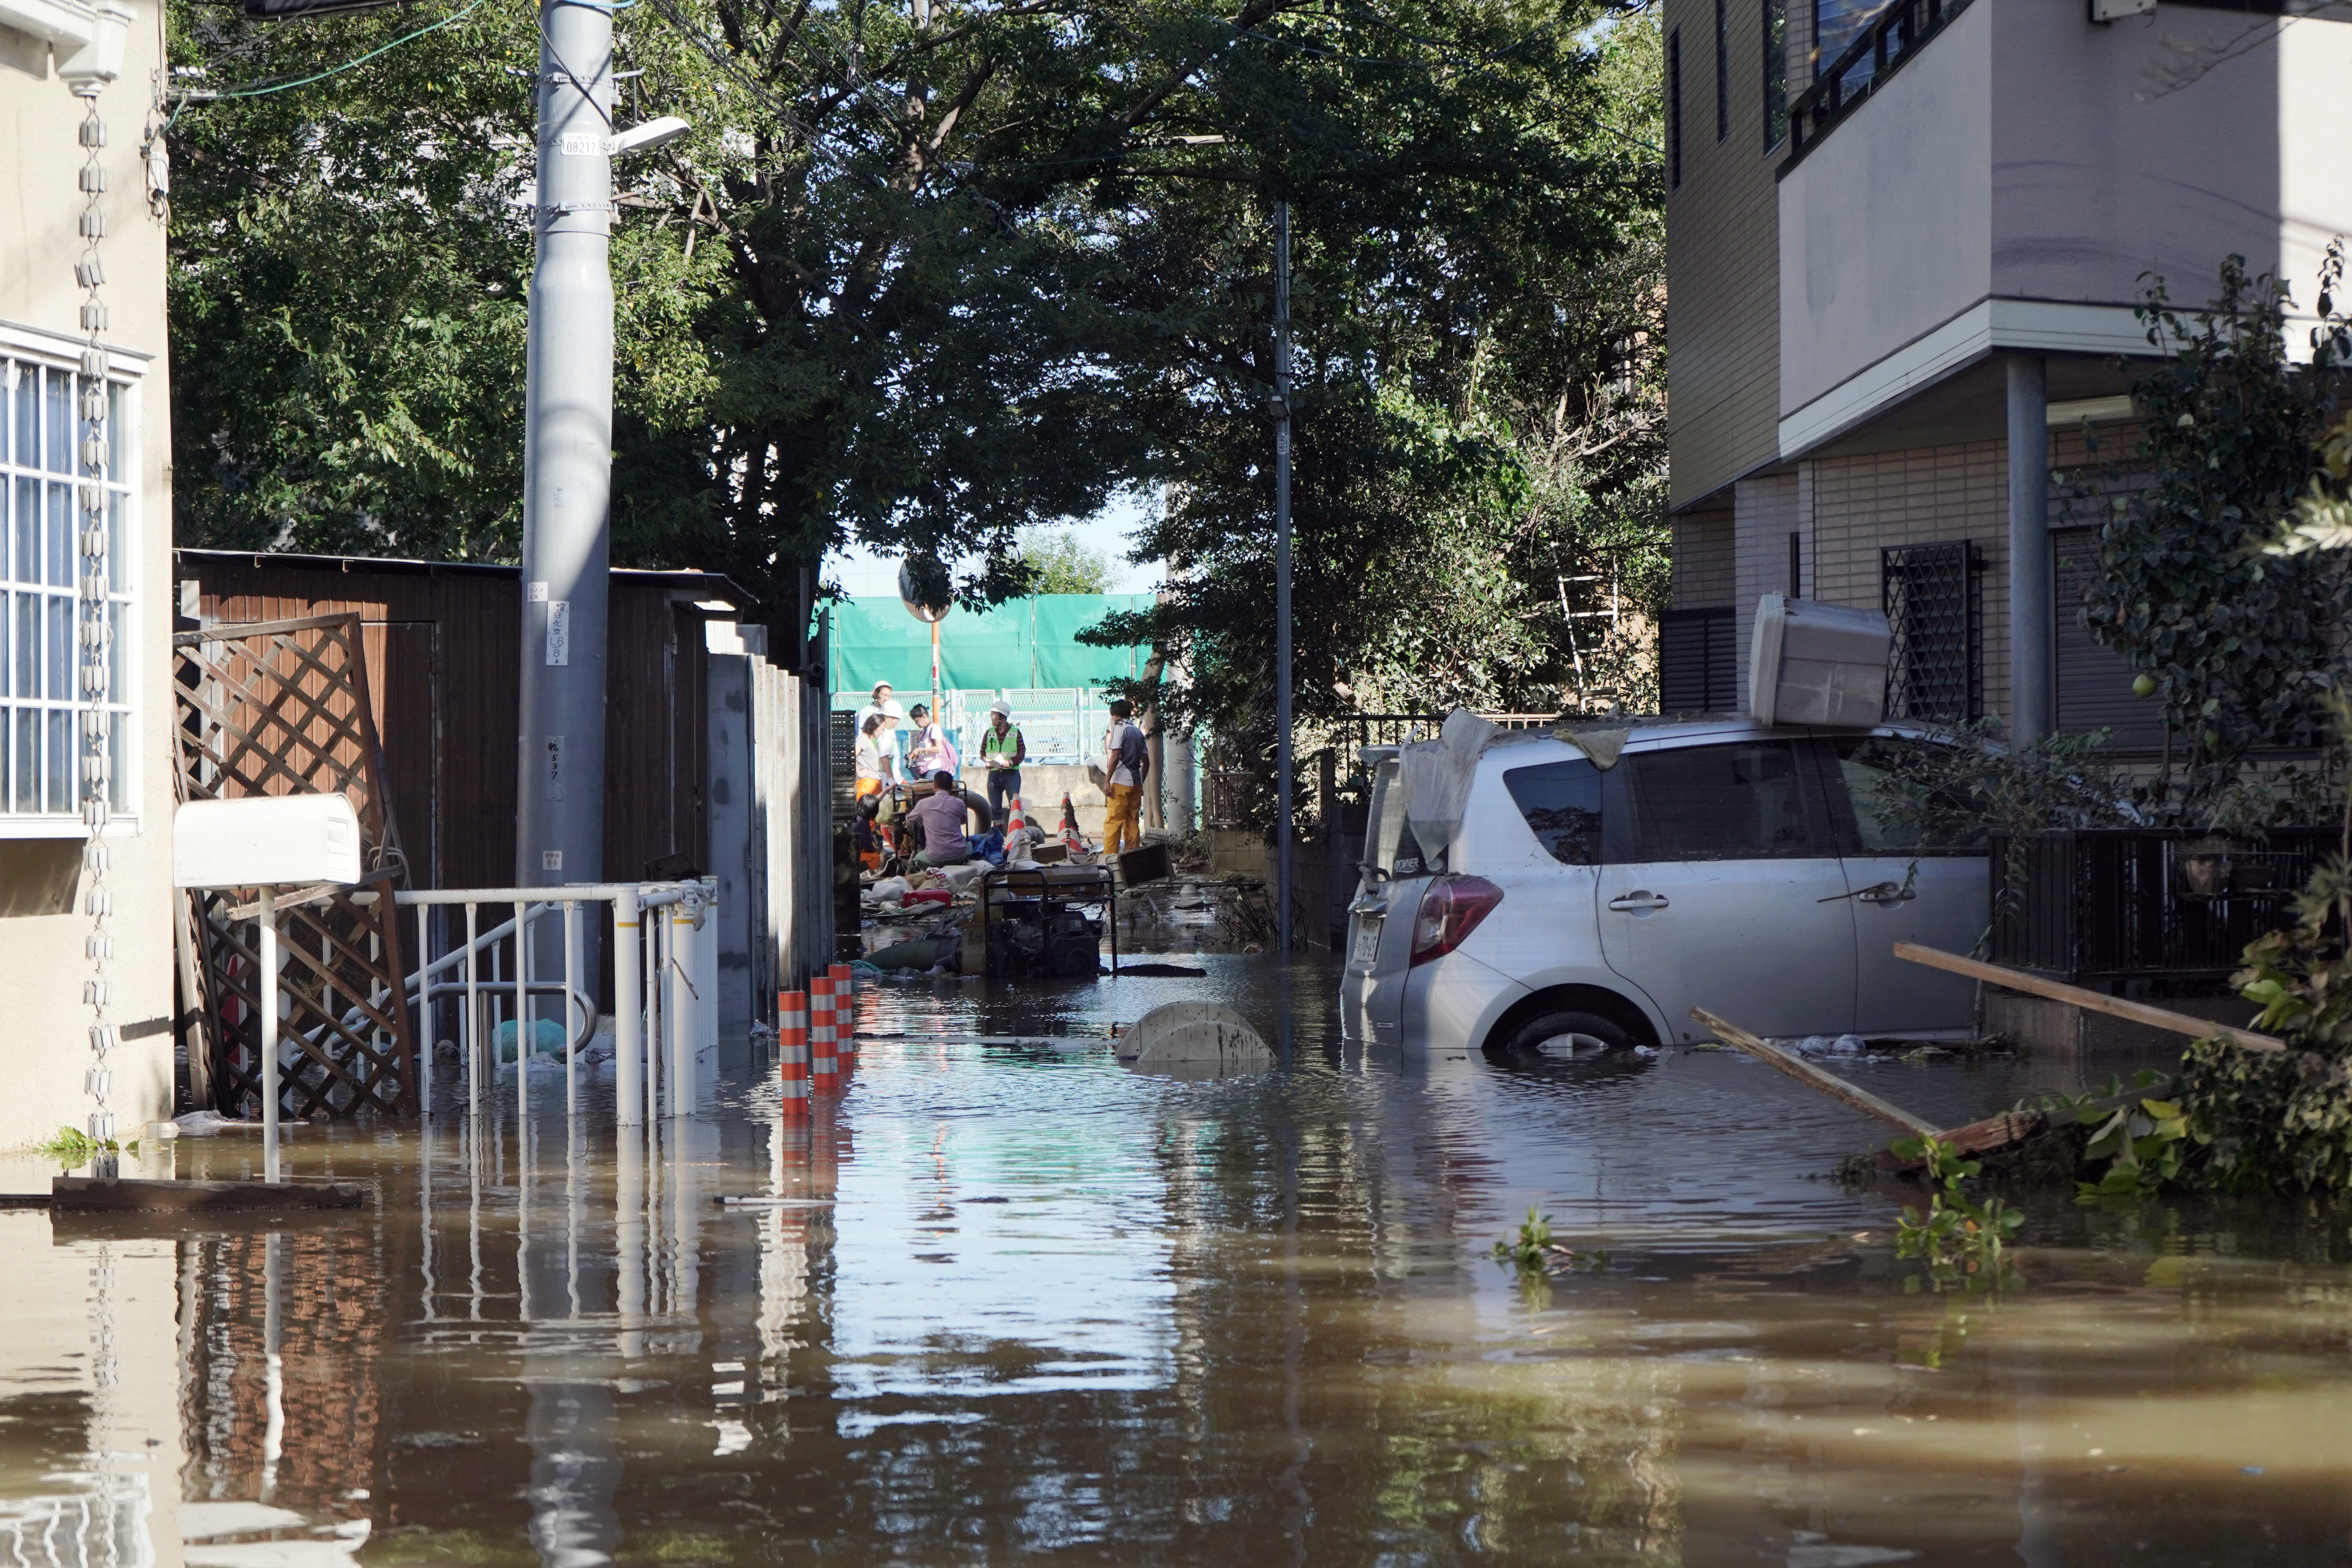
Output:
top-left (1661, 0), bottom-right (2352, 744)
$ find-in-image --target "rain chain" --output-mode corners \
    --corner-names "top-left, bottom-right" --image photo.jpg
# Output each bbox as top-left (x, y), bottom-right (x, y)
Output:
top-left (74, 81), bottom-right (119, 1178)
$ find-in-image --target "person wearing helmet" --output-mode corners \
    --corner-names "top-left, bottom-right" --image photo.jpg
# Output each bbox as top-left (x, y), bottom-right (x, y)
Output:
top-left (979, 699), bottom-right (1026, 821)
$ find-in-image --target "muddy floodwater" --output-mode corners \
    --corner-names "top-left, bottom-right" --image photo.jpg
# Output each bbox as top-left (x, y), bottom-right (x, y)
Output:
top-left (6, 953), bottom-right (2352, 1566)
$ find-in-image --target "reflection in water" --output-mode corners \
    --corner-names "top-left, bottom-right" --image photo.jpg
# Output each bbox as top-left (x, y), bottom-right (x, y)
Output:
top-left (7, 955), bottom-right (2352, 1562)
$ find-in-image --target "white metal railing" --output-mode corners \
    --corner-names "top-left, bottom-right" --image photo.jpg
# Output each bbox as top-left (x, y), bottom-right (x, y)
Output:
top-left (382, 879), bottom-right (719, 1127)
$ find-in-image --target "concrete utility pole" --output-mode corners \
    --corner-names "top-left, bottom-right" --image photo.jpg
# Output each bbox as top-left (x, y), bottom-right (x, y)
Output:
top-left (1272, 201), bottom-right (1295, 956)
top-left (517, 0), bottom-right (617, 891)
top-left (2006, 354), bottom-right (2052, 745)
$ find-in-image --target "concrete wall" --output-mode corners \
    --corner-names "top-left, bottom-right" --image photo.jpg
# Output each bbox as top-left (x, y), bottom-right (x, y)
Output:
top-left (0, 2), bottom-right (175, 1152)
top-left (1777, 0), bottom-right (1992, 420)
top-left (1989, 5), bottom-right (2316, 310)
top-left (1777, 0), bottom-right (2352, 442)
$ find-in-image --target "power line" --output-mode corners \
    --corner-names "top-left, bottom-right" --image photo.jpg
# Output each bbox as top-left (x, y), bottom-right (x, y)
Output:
top-left (173, 0), bottom-right (488, 101)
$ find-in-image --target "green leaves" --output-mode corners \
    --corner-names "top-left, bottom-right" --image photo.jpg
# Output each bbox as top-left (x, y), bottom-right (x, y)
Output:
top-left (1892, 1134), bottom-right (2023, 1292)
top-left (2075, 255), bottom-right (2352, 818)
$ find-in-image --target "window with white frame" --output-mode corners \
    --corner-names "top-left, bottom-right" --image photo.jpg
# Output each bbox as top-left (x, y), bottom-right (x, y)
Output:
top-left (0, 354), bottom-right (131, 822)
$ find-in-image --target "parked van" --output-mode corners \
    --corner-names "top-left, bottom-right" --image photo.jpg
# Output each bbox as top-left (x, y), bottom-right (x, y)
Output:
top-left (1340, 719), bottom-right (1989, 1056)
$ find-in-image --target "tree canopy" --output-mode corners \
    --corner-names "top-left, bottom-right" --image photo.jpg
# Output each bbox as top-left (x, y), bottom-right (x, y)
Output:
top-left (1015, 528), bottom-right (1117, 595)
top-left (167, 0), bottom-right (1667, 731)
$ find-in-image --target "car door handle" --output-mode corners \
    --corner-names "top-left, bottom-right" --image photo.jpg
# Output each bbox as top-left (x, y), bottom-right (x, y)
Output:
top-left (1608, 891), bottom-right (1669, 912)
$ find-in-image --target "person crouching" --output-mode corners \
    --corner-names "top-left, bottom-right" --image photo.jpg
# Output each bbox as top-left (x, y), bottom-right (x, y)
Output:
top-left (908, 770), bottom-right (973, 868)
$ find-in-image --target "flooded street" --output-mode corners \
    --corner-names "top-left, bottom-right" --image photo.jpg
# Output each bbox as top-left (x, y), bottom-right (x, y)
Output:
top-left (5, 954), bottom-right (2352, 1566)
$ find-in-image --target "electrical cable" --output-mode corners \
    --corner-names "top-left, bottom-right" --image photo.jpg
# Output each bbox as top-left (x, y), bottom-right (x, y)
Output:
top-left (173, 0), bottom-right (488, 100)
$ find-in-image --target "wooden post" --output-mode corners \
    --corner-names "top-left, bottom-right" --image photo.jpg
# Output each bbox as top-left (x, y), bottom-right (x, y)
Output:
top-left (1892, 943), bottom-right (2282, 1053)
top-left (1689, 1006), bottom-right (1936, 1138)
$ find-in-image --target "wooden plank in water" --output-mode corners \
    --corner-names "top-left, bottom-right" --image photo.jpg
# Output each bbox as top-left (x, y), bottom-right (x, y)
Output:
top-left (52, 1177), bottom-right (371, 1212)
top-left (1892, 943), bottom-right (2283, 1053)
top-left (1690, 1007), bottom-right (1938, 1138)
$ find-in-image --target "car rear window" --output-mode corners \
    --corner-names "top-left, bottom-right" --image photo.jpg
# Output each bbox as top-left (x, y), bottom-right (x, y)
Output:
top-left (1503, 759), bottom-right (1602, 865)
top-left (1365, 759), bottom-right (1434, 875)
top-left (1621, 740), bottom-right (1820, 859)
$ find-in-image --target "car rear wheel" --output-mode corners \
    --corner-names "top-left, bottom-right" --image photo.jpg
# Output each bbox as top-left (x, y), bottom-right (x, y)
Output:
top-left (1492, 1009), bottom-right (1635, 1059)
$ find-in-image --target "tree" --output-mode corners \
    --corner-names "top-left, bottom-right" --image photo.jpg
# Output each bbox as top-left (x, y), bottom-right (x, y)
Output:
top-left (1087, 7), bottom-right (1666, 742)
top-left (2077, 256), bottom-right (2352, 818)
top-left (1015, 529), bottom-right (1115, 595)
top-left (164, 0), bottom-right (1663, 665)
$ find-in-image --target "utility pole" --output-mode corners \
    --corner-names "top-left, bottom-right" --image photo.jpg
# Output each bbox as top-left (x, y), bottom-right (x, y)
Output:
top-left (516, 0), bottom-right (616, 893)
top-left (1273, 200), bottom-right (1294, 956)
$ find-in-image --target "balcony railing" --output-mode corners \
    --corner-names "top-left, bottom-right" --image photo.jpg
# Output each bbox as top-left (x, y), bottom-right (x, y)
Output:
top-left (1778, 0), bottom-right (1974, 176)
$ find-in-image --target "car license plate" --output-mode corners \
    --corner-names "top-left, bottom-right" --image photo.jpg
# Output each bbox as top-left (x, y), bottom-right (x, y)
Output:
top-left (1350, 918), bottom-right (1382, 967)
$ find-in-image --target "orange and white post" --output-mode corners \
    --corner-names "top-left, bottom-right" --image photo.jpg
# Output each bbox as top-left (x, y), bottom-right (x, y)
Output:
top-left (828, 962), bottom-right (856, 1067)
top-left (778, 988), bottom-right (809, 1117)
top-left (809, 974), bottom-right (840, 1091)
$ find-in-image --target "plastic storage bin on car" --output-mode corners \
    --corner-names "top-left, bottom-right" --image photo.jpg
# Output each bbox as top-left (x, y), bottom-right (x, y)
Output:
top-left (1748, 593), bottom-right (1890, 728)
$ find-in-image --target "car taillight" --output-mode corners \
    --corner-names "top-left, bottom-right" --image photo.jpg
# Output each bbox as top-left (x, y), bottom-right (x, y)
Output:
top-left (1408, 876), bottom-right (1504, 966)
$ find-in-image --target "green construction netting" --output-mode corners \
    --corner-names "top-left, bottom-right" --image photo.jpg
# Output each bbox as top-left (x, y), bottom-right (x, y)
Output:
top-left (828, 594), bottom-right (1154, 696)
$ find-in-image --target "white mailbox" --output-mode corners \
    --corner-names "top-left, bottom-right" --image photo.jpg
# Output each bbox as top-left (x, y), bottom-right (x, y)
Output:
top-left (173, 794), bottom-right (363, 889)
top-left (1748, 593), bottom-right (1891, 729)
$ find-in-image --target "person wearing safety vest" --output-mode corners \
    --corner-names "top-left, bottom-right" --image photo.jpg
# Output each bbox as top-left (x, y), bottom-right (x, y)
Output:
top-left (979, 700), bottom-right (1026, 822)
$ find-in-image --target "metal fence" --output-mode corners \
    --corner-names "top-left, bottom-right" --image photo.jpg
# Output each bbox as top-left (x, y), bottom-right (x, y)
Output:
top-left (387, 879), bottom-right (716, 1127)
top-left (1989, 828), bottom-right (2333, 986)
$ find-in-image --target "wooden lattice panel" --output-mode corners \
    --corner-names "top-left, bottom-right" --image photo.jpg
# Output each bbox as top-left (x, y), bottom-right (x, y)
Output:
top-left (174, 613), bottom-right (417, 1117)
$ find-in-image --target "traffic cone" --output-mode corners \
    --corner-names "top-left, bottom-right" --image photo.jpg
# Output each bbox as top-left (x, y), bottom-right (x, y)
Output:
top-left (778, 989), bottom-right (809, 1117)
top-left (1060, 793), bottom-right (1088, 852)
top-left (1007, 795), bottom-right (1029, 836)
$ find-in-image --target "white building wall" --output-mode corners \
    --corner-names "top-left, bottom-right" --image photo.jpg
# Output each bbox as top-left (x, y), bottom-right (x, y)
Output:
top-left (0, 0), bottom-right (176, 1154)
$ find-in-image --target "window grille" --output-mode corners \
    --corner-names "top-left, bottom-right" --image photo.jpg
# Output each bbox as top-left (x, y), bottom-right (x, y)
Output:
top-left (1881, 541), bottom-right (1979, 723)
top-left (1659, 606), bottom-right (1737, 713)
top-left (0, 357), bottom-right (132, 822)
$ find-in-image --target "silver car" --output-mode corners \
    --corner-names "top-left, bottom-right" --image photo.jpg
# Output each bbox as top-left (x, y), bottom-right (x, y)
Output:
top-left (1339, 719), bottom-right (1989, 1056)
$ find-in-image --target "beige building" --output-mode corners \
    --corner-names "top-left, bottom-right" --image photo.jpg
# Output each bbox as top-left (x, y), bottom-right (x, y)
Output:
top-left (1661, 0), bottom-right (2352, 742)
top-left (0, 0), bottom-right (176, 1151)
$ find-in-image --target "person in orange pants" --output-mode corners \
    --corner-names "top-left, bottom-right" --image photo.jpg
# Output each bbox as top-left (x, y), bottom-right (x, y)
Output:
top-left (1100, 697), bottom-right (1147, 856)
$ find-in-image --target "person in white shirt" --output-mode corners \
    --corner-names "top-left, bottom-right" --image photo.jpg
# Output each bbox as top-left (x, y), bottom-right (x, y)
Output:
top-left (906, 702), bottom-right (958, 778)
top-left (854, 711), bottom-right (895, 804)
